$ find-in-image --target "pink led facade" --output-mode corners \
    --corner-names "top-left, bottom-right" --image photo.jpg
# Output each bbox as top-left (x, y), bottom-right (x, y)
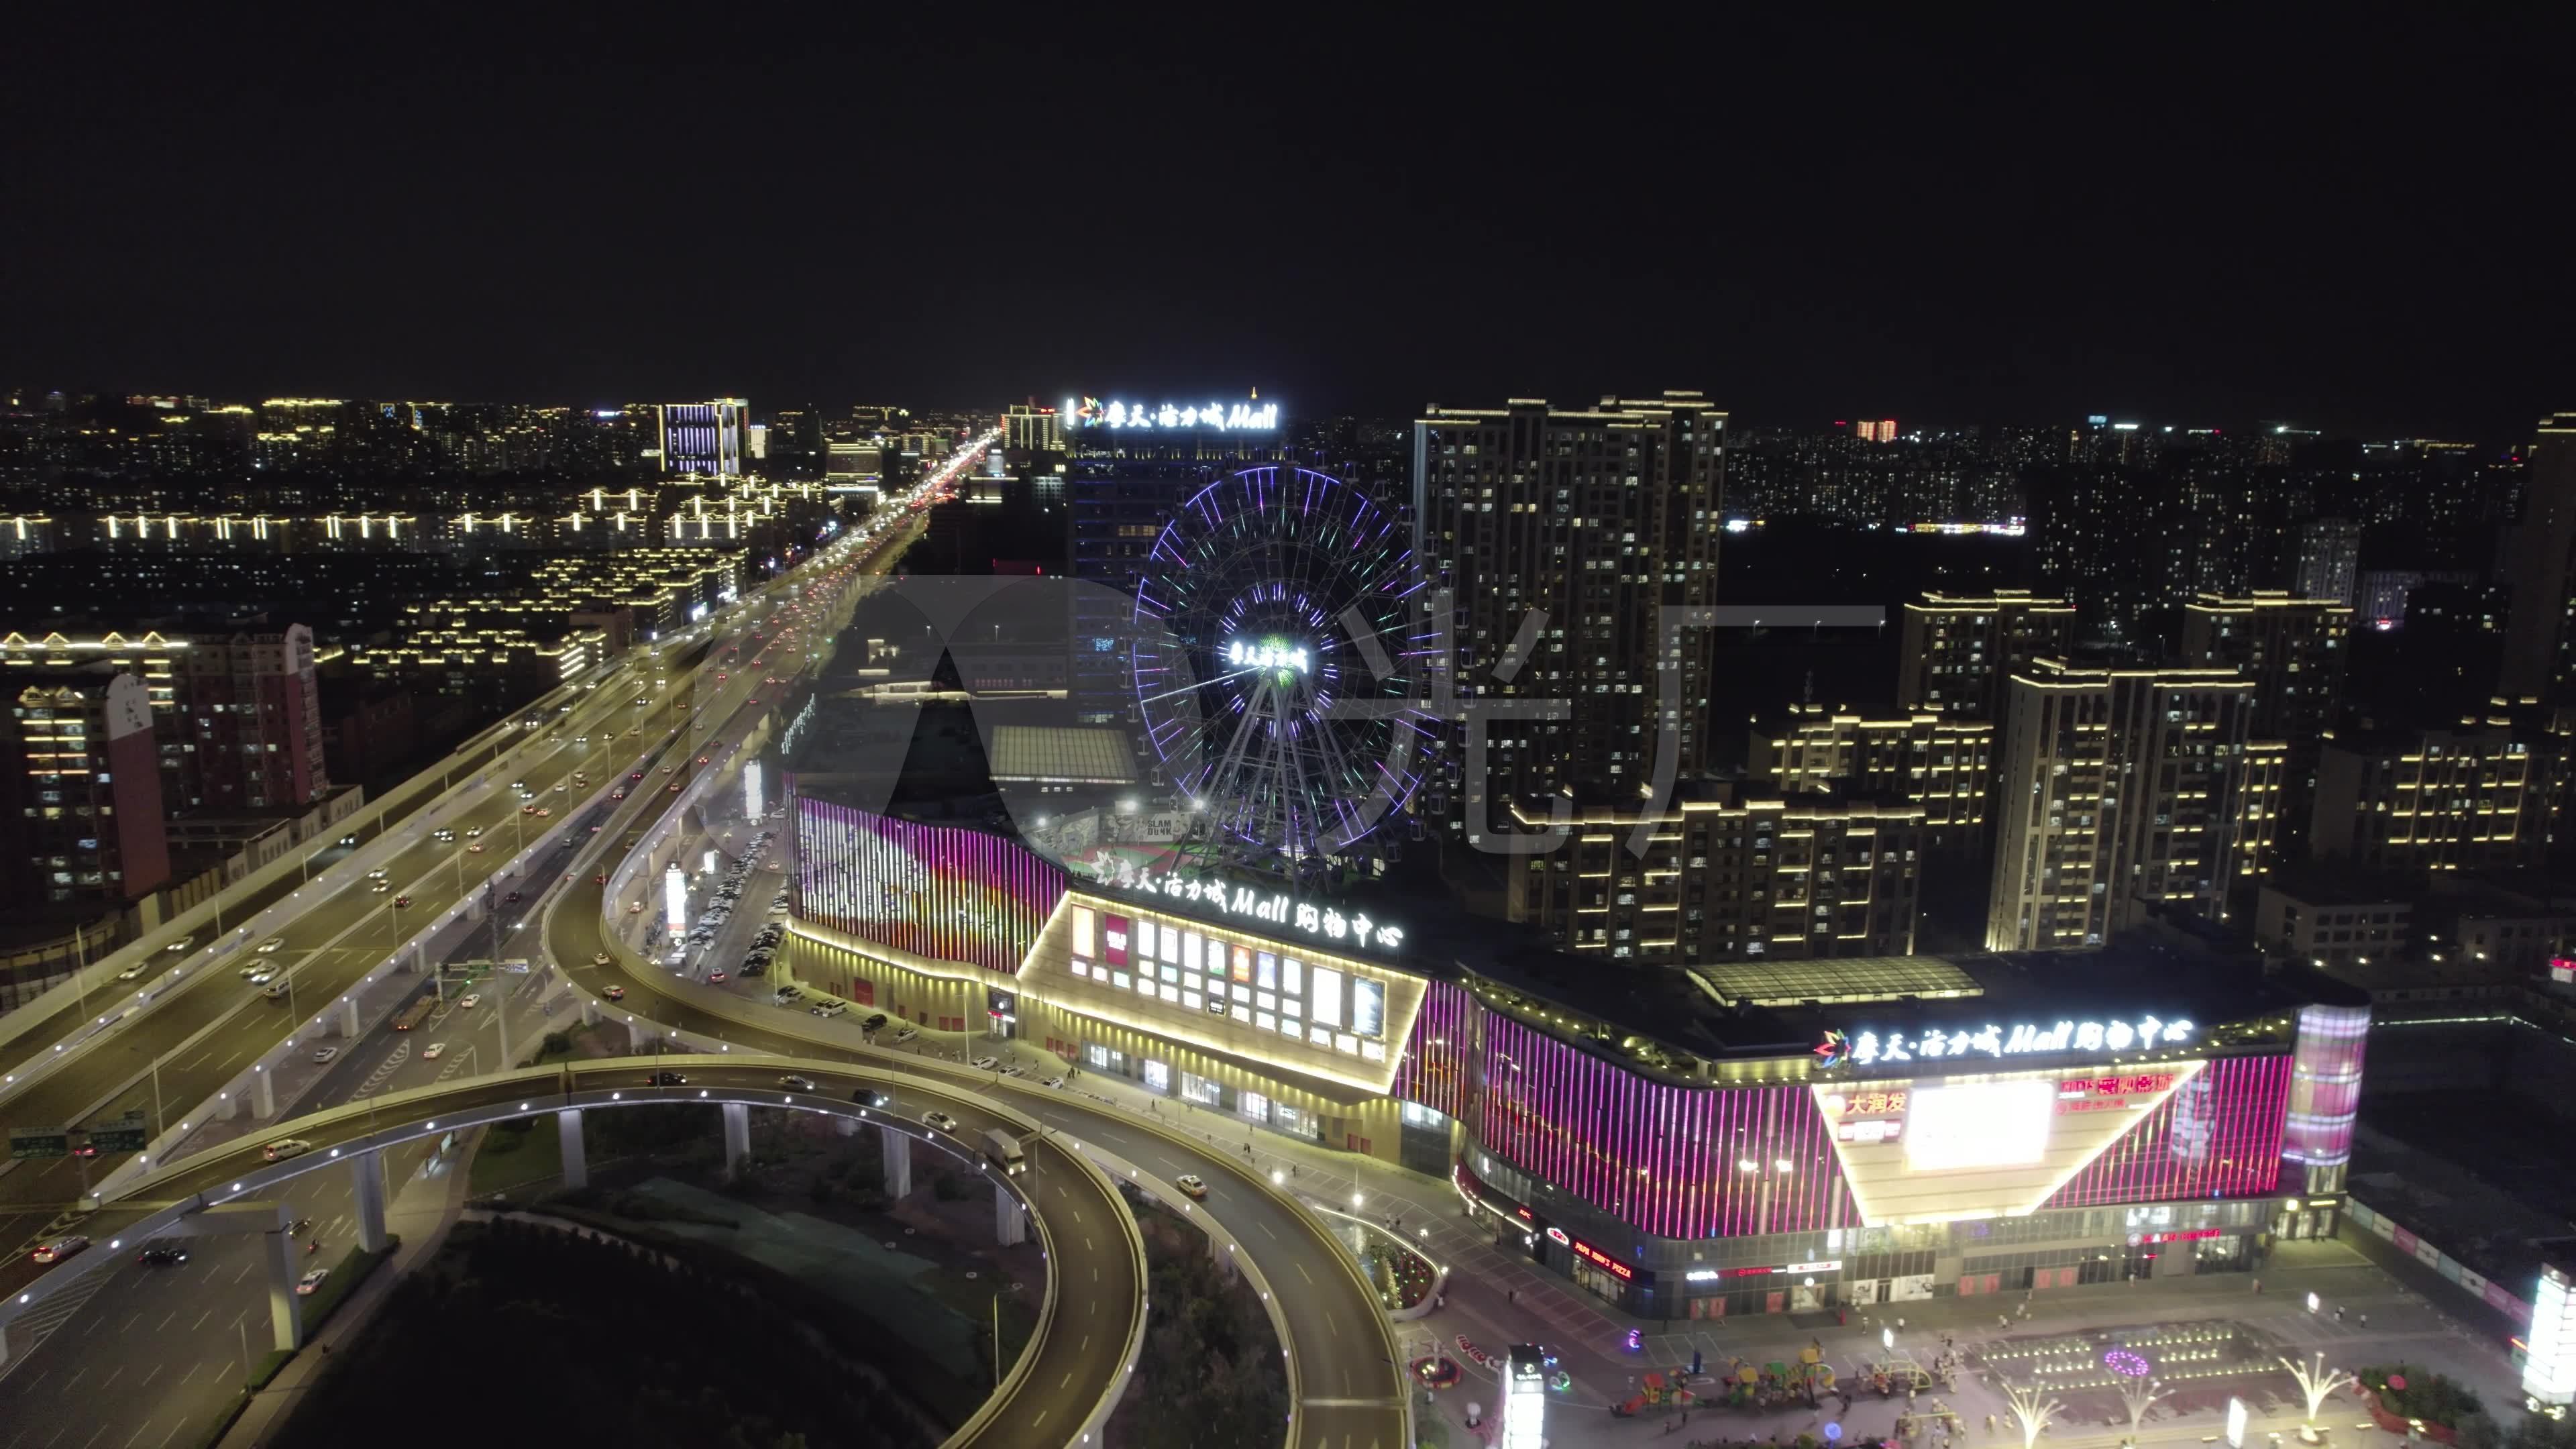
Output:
top-left (1392, 978), bottom-right (1475, 1120)
top-left (1479, 1015), bottom-right (1863, 1240)
top-left (794, 799), bottom-right (1065, 974)
top-left (2038, 1052), bottom-right (2294, 1210)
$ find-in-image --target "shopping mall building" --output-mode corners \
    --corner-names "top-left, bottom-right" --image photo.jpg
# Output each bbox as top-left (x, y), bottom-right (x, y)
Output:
top-left (781, 798), bottom-right (2370, 1320)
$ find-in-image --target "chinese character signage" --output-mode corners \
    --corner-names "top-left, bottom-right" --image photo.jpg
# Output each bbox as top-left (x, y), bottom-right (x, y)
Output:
top-left (1065, 396), bottom-right (1279, 431)
top-left (1134, 873), bottom-right (1405, 952)
top-left (1814, 1017), bottom-right (2194, 1069)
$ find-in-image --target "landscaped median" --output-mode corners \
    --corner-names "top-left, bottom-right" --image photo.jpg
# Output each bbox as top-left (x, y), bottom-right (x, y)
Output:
top-left (180, 1234), bottom-right (400, 1449)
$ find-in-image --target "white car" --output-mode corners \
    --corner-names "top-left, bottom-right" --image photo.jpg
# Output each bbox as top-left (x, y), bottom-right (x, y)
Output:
top-left (432, 828), bottom-right (454, 842)
top-left (166, 936), bottom-right (195, 954)
top-left (893, 1027), bottom-right (918, 1044)
top-left (263, 1138), bottom-right (314, 1162)
top-left (457, 994), bottom-right (480, 1010)
top-left (311, 1046), bottom-right (338, 1065)
top-left (922, 1111), bottom-right (959, 1134)
top-left (247, 968), bottom-right (278, 985)
top-left (117, 962), bottom-right (148, 981)
top-left (465, 826), bottom-right (484, 839)
top-left (1041, 1075), bottom-right (1065, 1089)
top-left (256, 938), bottom-right (285, 955)
top-left (366, 867), bottom-right (389, 880)
top-left (592, 953), bottom-right (612, 967)
top-left (422, 1042), bottom-right (447, 1060)
top-left (778, 1073), bottom-right (815, 1091)
top-left (296, 1267), bottom-right (329, 1296)
top-left (971, 1056), bottom-right (998, 1071)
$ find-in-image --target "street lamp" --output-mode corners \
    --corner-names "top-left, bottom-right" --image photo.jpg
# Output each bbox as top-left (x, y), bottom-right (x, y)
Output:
top-left (2281, 1353), bottom-right (2354, 1438)
top-left (2001, 1381), bottom-right (2062, 1449)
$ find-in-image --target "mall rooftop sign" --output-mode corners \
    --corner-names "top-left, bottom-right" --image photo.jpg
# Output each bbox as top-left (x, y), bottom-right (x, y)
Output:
top-left (1135, 872), bottom-right (1405, 953)
top-left (1815, 1016), bottom-right (2196, 1069)
top-left (1065, 396), bottom-right (1279, 431)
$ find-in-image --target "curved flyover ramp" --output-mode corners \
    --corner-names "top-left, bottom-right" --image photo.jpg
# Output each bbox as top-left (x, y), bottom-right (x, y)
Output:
top-left (0, 1056), bottom-right (1145, 1449)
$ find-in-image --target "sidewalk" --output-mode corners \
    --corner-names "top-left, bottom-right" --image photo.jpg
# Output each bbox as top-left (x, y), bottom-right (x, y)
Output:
top-left (216, 1135), bottom-right (477, 1448)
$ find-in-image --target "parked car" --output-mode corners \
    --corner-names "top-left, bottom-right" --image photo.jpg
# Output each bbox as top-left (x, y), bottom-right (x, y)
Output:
top-left (861, 1013), bottom-right (888, 1033)
top-left (1041, 1075), bottom-right (1065, 1089)
top-left (893, 1026), bottom-right (918, 1044)
top-left (971, 1055), bottom-right (998, 1071)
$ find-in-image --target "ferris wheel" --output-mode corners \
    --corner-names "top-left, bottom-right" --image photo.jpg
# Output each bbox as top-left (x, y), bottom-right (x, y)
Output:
top-left (1132, 465), bottom-right (1434, 868)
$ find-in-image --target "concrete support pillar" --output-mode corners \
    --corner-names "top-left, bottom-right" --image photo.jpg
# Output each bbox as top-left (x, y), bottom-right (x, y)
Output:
top-left (215, 1088), bottom-right (239, 1121)
top-left (580, 998), bottom-right (599, 1028)
top-left (558, 1108), bottom-right (588, 1191)
top-left (264, 1228), bottom-right (304, 1351)
top-left (721, 1102), bottom-right (751, 1180)
top-left (338, 997), bottom-right (362, 1038)
top-left (253, 1065), bottom-right (276, 1120)
top-left (879, 1124), bottom-right (911, 1199)
top-left (994, 1181), bottom-right (1027, 1246)
top-left (351, 1150), bottom-right (388, 1254)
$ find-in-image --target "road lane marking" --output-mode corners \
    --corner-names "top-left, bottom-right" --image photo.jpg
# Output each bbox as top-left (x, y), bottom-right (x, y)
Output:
top-left (178, 1361), bottom-right (202, 1385)
top-left (58, 1367), bottom-right (87, 1395)
top-left (156, 1309), bottom-right (175, 1332)
top-left (1296, 1262), bottom-right (1313, 1284)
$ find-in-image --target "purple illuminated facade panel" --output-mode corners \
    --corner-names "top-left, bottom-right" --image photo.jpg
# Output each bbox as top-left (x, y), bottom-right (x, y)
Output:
top-left (2039, 1053), bottom-right (2294, 1211)
top-left (1479, 1015), bottom-right (1860, 1239)
top-left (792, 799), bottom-right (1067, 974)
top-left (2282, 1005), bottom-right (2367, 1175)
top-left (1391, 978), bottom-right (1474, 1120)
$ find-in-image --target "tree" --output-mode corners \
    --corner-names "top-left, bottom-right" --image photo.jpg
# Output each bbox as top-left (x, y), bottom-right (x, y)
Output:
top-left (2002, 1381), bottom-right (2063, 1449)
top-left (2282, 1353), bottom-right (2356, 1434)
top-left (2117, 1374), bottom-right (2173, 1446)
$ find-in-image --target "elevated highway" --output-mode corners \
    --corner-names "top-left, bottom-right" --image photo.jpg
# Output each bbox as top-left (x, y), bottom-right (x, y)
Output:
top-left (0, 1055), bottom-right (1146, 1449)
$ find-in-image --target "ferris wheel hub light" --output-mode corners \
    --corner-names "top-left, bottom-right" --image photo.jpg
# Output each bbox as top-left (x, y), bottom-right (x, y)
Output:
top-left (1225, 638), bottom-right (1309, 676)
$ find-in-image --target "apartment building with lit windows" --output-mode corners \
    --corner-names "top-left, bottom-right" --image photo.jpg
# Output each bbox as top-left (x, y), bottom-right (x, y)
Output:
top-left (1986, 661), bottom-right (2269, 951)
top-left (1502, 788), bottom-right (1924, 965)
top-left (1, 665), bottom-right (170, 907)
top-left (173, 624), bottom-right (330, 810)
top-left (1749, 705), bottom-right (1996, 852)
top-left (1414, 393), bottom-right (1725, 845)
top-left (2180, 590), bottom-right (2351, 814)
top-left (1897, 590), bottom-right (2076, 721)
top-left (2310, 712), bottom-right (2557, 873)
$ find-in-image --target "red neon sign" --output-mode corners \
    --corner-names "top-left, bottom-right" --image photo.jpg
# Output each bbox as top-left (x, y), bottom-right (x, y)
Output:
top-left (1570, 1239), bottom-right (1635, 1281)
top-left (2139, 1228), bottom-right (2222, 1244)
top-left (2058, 1074), bottom-right (2176, 1099)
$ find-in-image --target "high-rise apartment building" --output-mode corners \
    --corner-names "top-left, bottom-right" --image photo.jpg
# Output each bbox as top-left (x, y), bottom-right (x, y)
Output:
top-left (1896, 590), bottom-right (2077, 720)
top-left (174, 624), bottom-right (329, 810)
top-left (2179, 591), bottom-right (2353, 807)
top-left (1004, 404), bottom-right (1064, 453)
top-left (2499, 412), bottom-right (2576, 699)
top-left (2294, 518), bottom-right (2362, 608)
top-left (1415, 393), bottom-right (1725, 845)
top-left (1065, 405), bottom-right (1284, 728)
top-left (1506, 790), bottom-right (1923, 965)
top-left (1748, 704), bottom-right (1996, 851)
top-left (1986, 661), bottom-right (2266, 951)
top-left (652, 399), bottom-right (748, 475)
top-left (2309, 708), bottom-right (2563, 873)
top-left (1, 666), bottom-right (170, 907)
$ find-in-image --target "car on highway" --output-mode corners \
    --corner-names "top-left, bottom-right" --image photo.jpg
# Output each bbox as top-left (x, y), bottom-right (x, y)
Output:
top-left (31, 1236), bottom-right (89, 1264)
top-left (893, 1026), bottom-right (918, 1044)
top-left (627, 902), bottom-right (645, 914)
top-left (296, 1268), bottom-right (329, 1296)
top-left (457, 994), bottom-right (480, 1010)
top-left (535, 808), bottom-right (551, 818)
top-left (117, 961), bottom-right (149, 981)
top-left (1175, 1175), bottom-right (1209, 1200)
top-left (972, 1055), bottom-right (998, 1071)
top-left (264, 1138), bottom-right (314, 1162)
top-left (594, 873), bottom-right (608, 884)
top-left (706, 969), bottom-right (729, 983)
top-left (247, 967), bottom-right (278, 985)
top-left (808, 1000), bottom-right (846, 1018)
top-left (592, 951), bottom-right (612, 967)
top-left (631, 770), bottom-right (646, 781)
top-left (660, 763), bottom-right (676, 773)
top-left (256, 937), bottom-right (285, 954)
top-left (921, 1110), bottom-right (959, 1133)
top-left (604, 985), bottom-right (625, 1001)
top-left (666, 782), bottom-right (680, 793)
top-left (611, 789), bottom-right (626, 800)
top-left (137, 1244), bottom-right (187, 1266)
top-left (433, 827), bottom-right (454, 842)
top-left (366, 867), bottom-right (389, 880)
top-left (1041, 1075), bottom-right (1065, 1089)
top-left (392, 894), bottom-right (412, 908)
top-left (504, 890), bottom-right (524, 904)
top-left (468, 841), bottom-right (485, 853)
top-left (771, 986), bottom-right (803, 1004)
top-left (370, 879), bottom-right (392, 894)
top-left (521, 804), bottom-right (539, 815)
top-left (339, 833), bottom-right (358, 846)
top-left (554, 782), bottom-right (568, 793)
top-left (167, 935), bottom-right (196, 953)
top-left (311, 1046), bottom-right (338, 1065)
top-left (860, 1013), bottom-right (887, 1032)
top-left (646, 1071), bottom-right (688, 1085)
top-left (851, 1086), bottom-right (892, 1108)
top-left (421, 1041), bottom-right (447, 1059)
top-left (262, 981), bottom-right (290, 1000)
top-left (465, 826), bottom-right (483, 838)
top-left (241, 962), bottom-right (271, 978)
top-left (777, 1073), bottom-right (816, 1091)
top-left (697, 755), bottom-right (711, 765)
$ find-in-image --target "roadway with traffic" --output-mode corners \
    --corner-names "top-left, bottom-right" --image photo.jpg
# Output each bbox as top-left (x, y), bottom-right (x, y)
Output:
top-left (0, 1056), bottom-right (1140, 1449)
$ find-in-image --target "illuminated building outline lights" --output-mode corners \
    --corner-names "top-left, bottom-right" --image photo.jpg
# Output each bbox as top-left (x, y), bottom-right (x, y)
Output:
top-left (1816, 1016), bottom-right (2196, 1069)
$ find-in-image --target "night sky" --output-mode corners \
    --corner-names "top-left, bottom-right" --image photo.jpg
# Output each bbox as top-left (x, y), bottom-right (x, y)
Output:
top-left (4, 13), bottom-right (2568, 438)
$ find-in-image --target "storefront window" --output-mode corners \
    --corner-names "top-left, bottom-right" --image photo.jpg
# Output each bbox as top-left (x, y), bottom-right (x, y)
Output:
top-left (1239, 1091), bottom-right (1271, 1122)
top-left (1401, 1102), bottom-right (1448, 1130)
top-left (1181, 1072), bottom-right (1220, 1105)
top-left (1143, 1059), bottom-right (1170, 1092)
